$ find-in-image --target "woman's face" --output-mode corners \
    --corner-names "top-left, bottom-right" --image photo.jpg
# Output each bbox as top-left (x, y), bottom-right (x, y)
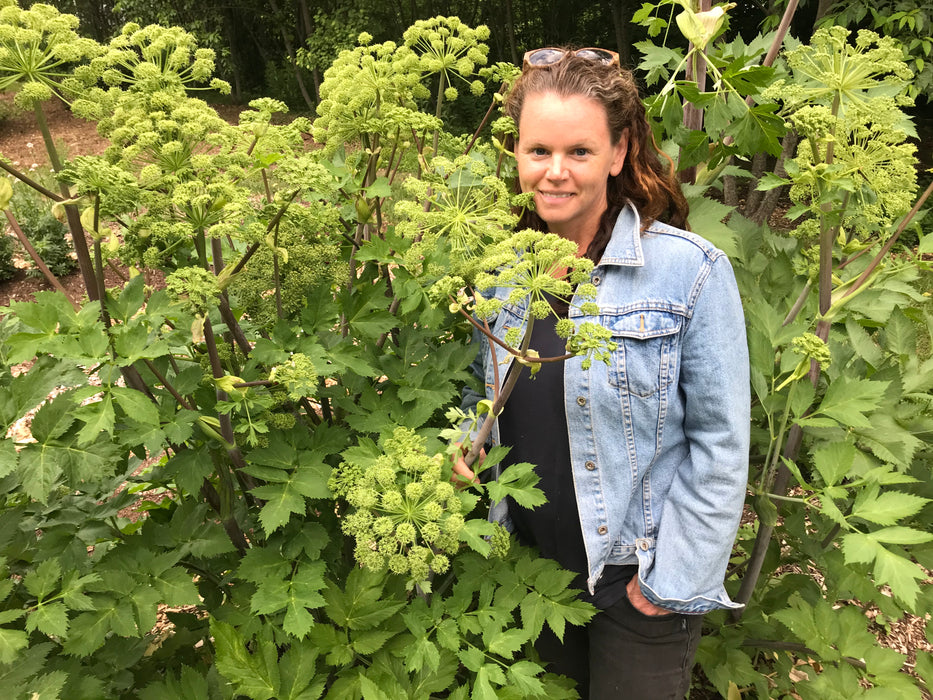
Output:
top-left (516, 91), bottom-right (628, 247)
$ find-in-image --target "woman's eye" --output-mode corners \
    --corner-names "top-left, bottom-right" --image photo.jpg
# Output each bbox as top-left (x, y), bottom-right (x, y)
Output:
top-left (532, 148), bottom-right (548, 156)
top-left (574, 148), bottom-right (589, 157)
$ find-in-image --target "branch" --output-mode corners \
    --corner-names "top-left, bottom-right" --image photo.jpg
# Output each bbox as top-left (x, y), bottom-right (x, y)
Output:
top-left (4, 209), bottom-right (79, 310)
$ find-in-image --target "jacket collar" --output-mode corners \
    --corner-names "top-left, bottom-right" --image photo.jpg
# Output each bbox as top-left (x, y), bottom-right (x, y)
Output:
top-left (598, 202), bottom-right (644, 267)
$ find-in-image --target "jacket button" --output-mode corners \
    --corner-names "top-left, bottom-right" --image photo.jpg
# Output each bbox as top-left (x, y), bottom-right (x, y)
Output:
top-left (597, 525), bottom-right (608, 535)
top-left (576, 396), bottom-right (586, 406)
top-left (592, 275), bottom-right (601, 286)
top-left (585, 460), bottom-right (596, 471)
top-left (638, 540), bottom-right (650, 551)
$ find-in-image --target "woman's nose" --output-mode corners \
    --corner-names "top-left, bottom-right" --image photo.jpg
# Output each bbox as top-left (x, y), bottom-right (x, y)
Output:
top-left (547, 155), bottom-right (566, 179)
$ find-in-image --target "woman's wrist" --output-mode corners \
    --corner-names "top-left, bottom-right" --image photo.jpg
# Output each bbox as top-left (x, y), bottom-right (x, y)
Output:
top-left (626, 575), bottom-right (672, 616)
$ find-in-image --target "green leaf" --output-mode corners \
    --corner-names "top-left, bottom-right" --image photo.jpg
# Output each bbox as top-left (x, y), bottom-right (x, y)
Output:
top-left (0, 628), bottom-right (28, 664)
top-left (684, 193), bottom-right (738, 258)
top-left (485, 462), bottom-right (546, 510)
top-left (18, 444), bottom-right (63, 503)
top-left (507, 660), bottom-right (545, 696)
top-left (873, 545), bottom-right (926, 609)
top-left (0, 356), bottom-right (84, 431)
top-left (472, 666), bottom-right (499, 700)
top-left (487, 628), bottom-right (528, 659)
top-left (211, 619), bottom-right (279, 700)
top-left (845, 317), bottom-right (883, 369)
top-left (868, 527), bottom-right (933, 545)
top-left (29, 393), bottom-right (76, 443)
top-left (75, 392), bottom-right (116, 445)
top-left (756, 173), bottom-right (788, 191)
top-left (882, 307), bottom-right (916, 357)
top-left (811, 441), bottom-right (856, 487)
top-left (724, 103), bottom-right (784, 157)
top-left (404, 634), bottom-right (441, 673)
top-left (254, 482), bottom-right (307, 535)
top-left (851, 488), bottom-right (928, 525)
top-left (359, 674), bottom-right (391, 700)
top-left (458, 519), bottom-right (493, 557)
top-left (813, 376), bottom-right (888, 429)
top-left (24, 558), bottom-right (61, 600)
top-left (26, 602), bottom-right (69, 637)
top-left (278, 641), bottom-right (324, 700)
top-left (0, 439), bottom-right (16, 480)
top-left (153, 567), bottom-right (199, 606)
top-left (364, 177), bottom-right (392, 198)
top-left (63, 608), bottom-right (116, 657)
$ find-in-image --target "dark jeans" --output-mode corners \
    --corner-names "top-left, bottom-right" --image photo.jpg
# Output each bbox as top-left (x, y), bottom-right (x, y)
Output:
top-left (534, 588), bottom-right (703, 699)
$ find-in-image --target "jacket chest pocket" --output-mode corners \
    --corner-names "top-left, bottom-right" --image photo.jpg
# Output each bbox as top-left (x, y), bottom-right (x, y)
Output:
top-left (605, 310), bottom-right (682, 397)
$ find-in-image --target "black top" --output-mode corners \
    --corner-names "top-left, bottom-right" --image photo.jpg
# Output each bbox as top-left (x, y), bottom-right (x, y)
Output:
top-left (498, 306), bottom-right (631, 609)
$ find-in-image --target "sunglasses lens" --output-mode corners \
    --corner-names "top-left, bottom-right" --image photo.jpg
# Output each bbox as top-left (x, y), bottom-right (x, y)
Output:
top-left (526, 48), bottom-right (566, 66)
top-left (576, 49), bottom-right (616, 64)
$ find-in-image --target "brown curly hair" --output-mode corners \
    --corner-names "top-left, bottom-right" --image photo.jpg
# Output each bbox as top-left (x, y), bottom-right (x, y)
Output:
top-left (504, 53), bottom-right (689, 263)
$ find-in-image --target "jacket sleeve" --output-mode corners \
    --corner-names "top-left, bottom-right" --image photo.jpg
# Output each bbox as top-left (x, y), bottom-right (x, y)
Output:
top-left (639, 252), bottom-right (750, 613)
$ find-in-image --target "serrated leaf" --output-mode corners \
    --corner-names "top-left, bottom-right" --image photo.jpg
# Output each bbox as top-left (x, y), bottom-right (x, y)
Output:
top-left (75, 391), bottom-right (117, 446)
top-left (883, 307), bottom-right (916, 357)
top-left (26, 601), bottom-right (68, 637)
top-left (24, 558), bottom-right (60, 600)
top-left (842, 531), bottom-right (884, 565)
top-left (284, 600), bottom-right (315, 639)
top-left (458, 519), bottom-right (493, 557)
top-left (0, 627), bottom-right (28, 664)
top-left (851, 489), bottom-right (928, 525)
top-left (811, 441), bottom-right (856, 487)
top-left (405, 634), bottom-right (441, 673)
top-left (873, 545), bottom-right (926, 608)
top-left (684, 194), bottom-right (738, 257)
top-left (487, 628), bottom-right (528, 659)
top-left (254, 482), bottom-right (307, 535)
top-left (112, 386), bottom-right (160, 430)
top-left (63, 608), bottom-right (116, 657)
top-left (485, 462), bottom-right (546, 509)
top-left (0, 357), bottom-right (84, 432)
top-left (153, 567), bottom-right (199, 606)
top-left (813, 376), bottom-right (888, 429)
top-left (507, 660), bottom-right (545, 696)
top-left (845, 317), bottom-right (882, 368)
top-left (351, 629), bottom-right (396, 655)
top-left (359, 674), bottom-right (391, 700)
top-left (0, 439), bottom-right (16, 480)
top-left (472, 666), bottom-right (499, 700)
top-left (211, 619), bottom-right (279, 700)
top-left (30, 394), bottom-right (76, 443)
top-left (278, 641), bottom-right (324, 700)
top-left (867, 526), bottom-right (933, 545)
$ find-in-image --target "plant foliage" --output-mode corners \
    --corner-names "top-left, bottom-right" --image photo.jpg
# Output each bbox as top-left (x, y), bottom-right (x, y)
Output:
top-left (0, 2), bottom-right (931, 699)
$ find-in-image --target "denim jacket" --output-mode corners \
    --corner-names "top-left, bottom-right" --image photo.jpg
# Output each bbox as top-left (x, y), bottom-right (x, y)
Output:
top-left (462, 204), bottom-right (750, 614)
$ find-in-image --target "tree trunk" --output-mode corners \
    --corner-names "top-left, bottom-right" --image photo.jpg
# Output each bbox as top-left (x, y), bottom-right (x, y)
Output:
top-left (504, 0), bottom-right (519, 65)
top-left (613, 0), bottom-right (632, 68)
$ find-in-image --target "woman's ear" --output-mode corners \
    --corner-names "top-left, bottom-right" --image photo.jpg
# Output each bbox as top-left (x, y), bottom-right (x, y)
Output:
top-left (610, 128), bottom-right (629, 177)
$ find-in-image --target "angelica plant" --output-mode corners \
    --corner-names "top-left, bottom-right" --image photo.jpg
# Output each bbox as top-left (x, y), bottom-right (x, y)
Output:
top-left (330, 427), bottom-right (468, 587)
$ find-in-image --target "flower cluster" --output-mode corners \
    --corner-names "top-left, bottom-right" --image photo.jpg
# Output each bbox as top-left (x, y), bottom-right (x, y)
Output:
top-left (0, 3), bottom-right (102, 108)
top-left (329, 427), bottom-right (466, 584)
top-left (269, 354), bottom-right (318, 401)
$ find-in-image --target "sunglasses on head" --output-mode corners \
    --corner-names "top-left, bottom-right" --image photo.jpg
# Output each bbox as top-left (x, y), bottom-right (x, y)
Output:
top-left (522, 47), bottom-right (620, 70)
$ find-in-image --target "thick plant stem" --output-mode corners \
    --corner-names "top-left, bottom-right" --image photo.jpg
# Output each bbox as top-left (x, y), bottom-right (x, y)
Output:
top-left (33, 102), bottom-right (98, 299)
top-left (203, 317), bottom-right (259, 500)
top-left (464, 83), bottom-right (507, 156)
top-left (4, 209), bottom-right (78, 310)
top-left (433, 70), bottom-right (447, 157)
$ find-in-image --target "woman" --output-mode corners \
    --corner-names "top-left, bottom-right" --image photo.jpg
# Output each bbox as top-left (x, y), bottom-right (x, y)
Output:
top-left (455, 48), bottom-right (750, 699)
